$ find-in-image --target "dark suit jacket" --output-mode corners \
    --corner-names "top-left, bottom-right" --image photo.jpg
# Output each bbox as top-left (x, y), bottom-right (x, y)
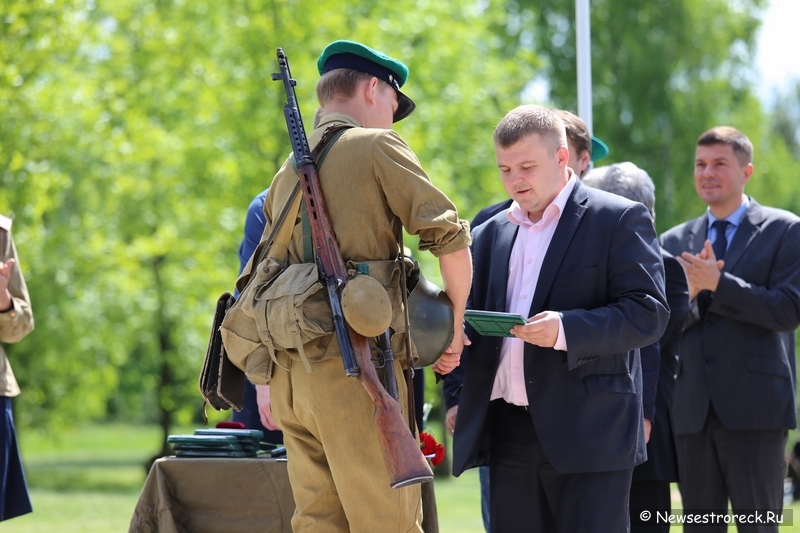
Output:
top-left (660, 198), bottom-right (800, 435)
top-left (633, 250), bottom-right (689, 482)
top-left (452, 181), bottom-right (669, 476)
top-left (443, 199), bottom-right (511, 412)
top-left (471, 199), bottom-right (512, 229)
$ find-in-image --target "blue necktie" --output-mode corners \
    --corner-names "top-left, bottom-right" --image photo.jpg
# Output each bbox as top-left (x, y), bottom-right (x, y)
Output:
top-left (711, 220), bottom-right (730, 260)
top-left (698, 219), bottom-right (730, 317)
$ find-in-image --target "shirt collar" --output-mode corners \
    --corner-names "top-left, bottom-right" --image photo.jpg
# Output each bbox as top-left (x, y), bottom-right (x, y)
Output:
top-left (508, 171), bottom-right (577, 227)
top-left (316, 112), bottom-right (361, 129)
top-left (707, 194), bottom-right (750, 228)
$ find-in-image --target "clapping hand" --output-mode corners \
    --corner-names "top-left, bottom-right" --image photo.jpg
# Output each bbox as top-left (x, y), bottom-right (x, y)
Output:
top-left (676, 240), bottom-right (725, 300)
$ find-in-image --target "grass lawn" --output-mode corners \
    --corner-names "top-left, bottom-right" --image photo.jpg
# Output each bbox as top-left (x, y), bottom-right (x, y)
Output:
top-left (5, 423), bottom-right (800, 532)
top-left (7, 423), bottom-right (487, 532)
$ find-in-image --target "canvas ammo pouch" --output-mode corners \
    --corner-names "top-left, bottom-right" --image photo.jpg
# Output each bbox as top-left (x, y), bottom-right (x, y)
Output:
top-left (248, 257), bottom-right (409, 372)
top-left (255, 261), bottom-right (334, 372)
top-left (220, 124), bottom-right (353, 385)
top-left (220, 256), bottom-right (287, 385)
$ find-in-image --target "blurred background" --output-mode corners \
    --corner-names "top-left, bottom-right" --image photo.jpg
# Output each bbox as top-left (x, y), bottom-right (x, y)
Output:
top-left (1, 0), bottom-right (799, 530)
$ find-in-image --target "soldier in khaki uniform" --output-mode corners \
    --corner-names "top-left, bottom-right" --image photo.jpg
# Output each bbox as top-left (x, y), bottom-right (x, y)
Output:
top-left (0, 214), bottom-right (34, 521)
top-left (254, 41), bottom-right (472, 532)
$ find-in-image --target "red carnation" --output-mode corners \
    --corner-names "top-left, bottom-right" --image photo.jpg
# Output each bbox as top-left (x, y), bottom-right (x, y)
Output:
top-left (419, 431), bottom-right (445, 467)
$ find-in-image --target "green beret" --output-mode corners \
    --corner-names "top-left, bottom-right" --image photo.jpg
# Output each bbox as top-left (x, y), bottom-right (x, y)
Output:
top-left (591, 136), bottom-right (610, 162)
top-left (317, 40), bottom-right (415, 122)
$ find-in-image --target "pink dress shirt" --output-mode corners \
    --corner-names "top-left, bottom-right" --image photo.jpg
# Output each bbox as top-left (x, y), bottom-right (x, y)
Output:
top-left (490, 174), bottom-right (576, 406)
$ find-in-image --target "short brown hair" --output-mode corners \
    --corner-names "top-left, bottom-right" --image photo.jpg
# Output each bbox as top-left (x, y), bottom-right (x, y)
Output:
top-left (316, 68), bottom-right (374, 106)
top-left (697, 126), bottom-right (753, 166)
top-left (555, 109), bottom-right (592, 158)
top-left (493, 105), bottom-right (567, 153)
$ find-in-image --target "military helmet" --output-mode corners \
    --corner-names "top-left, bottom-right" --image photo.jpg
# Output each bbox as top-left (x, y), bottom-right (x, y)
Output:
top-left (407, 265), bottom-right (454, 367)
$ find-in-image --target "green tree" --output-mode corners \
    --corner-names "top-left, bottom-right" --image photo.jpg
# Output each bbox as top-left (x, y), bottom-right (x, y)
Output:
top-left (496, 0), bottom-right (778, 231)
top-left (0, 0), bottom-right (539, 456)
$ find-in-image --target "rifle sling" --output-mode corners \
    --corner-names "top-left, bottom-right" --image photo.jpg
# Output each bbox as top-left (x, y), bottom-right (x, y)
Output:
top-left (238, 125), bottom-right (351, 294)
top-left (291, 124), bottom-right (354, 263)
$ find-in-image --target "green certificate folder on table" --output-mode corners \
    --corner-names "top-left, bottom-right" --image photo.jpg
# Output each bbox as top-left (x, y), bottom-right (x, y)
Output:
top-left (464, 310), bottom-right (527, 337)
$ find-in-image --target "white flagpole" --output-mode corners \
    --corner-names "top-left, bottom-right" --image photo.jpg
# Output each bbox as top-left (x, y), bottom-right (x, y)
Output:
top-left (575, 0), bottom-right (593, 133)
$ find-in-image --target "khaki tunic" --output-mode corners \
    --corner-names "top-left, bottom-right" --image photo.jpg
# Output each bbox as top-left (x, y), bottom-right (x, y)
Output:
top-left (264, 112), bottom-right (470, 264)
top-left (261, 112), bottom-right (470, 363)
top-left (0, 216), bottom-right (34, 398)
top-left (264, 113), bottom-right (469, 533)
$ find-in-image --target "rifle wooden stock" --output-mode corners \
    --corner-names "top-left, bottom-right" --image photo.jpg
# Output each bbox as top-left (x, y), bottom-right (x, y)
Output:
top-left (273, 47), bottom-right (432, 488)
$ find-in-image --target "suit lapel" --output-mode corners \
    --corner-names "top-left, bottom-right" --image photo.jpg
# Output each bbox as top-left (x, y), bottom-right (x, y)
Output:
top-left (687, 216), bottom-right (708, 255)
top-left (723, 200), bottom-right (763, 271)
top-left (491, 217), bottom-right (518, 313)
top-left (528, 182), bottom-right (588, 316)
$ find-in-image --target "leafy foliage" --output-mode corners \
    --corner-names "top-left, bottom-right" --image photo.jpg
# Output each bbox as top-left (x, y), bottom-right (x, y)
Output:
top-left (1, 0), bottom-right (535, 435)
top-left (498, 0), bottom-right (800, 230)
top-left (2, 0), bottom-right (798, 440)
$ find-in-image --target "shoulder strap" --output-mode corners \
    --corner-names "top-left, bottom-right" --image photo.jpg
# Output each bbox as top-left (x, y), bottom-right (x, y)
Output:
top-left (234, 182), bottom-right (302, 294)
top-left (251, 124), bottom-right (353, 272)
top-left (290, 123), bottom-right (353, 173)
top-left (294, 124), bottom-right (354, 262)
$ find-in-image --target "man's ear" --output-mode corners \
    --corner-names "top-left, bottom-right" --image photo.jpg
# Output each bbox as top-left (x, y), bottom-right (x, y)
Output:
top-left (742, 162), bottom-right (754, 184)
top-left (556, 145), bottom-right (570, 166)
top-left (577, 150), bottom-right (591, 175)
top-left (363, 76), bottom-right (379, 106)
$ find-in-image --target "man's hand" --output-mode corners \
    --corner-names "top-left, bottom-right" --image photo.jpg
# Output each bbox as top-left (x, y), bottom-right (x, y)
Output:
top-left (511, 310), bottom-right (559, 348)
top-left (446, 405), bottom-right (458, 437)
top-left (432, 328), bottom-right (471, 375)
top-left (644, 418), bottom-right (652, 444)
top-left (676, 240), bottom-right (725, 300)
top-left (255, 384), bottom-right (280, 431)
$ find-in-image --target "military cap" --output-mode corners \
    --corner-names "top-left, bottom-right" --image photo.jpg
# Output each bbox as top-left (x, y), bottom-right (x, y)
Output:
top-left (591, 136), bottom-right (610, 162)
top-left (318, 40), bottom-right (416, 123)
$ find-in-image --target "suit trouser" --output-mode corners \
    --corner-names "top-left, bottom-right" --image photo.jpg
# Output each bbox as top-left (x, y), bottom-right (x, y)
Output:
top-left (675, 404), bottom-right (787, 533)
top-left (630, 480), bottom-right (671, 533)
top-left (489, 399), bottom-right (633, 533)
top-left (271, 352), bottom-right (422, 533)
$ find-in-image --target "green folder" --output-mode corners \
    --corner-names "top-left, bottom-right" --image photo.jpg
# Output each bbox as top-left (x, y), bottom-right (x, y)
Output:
top-left (174, 449), bottom-right (249, 458)
top-left (464, 310), bottom-right (527, 337)
top-left (167, 434), bottom-right (239, 446)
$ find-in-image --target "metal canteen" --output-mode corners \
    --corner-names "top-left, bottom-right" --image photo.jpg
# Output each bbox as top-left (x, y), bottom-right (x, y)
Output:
top-left (407, 264), bottom-right (454, 367)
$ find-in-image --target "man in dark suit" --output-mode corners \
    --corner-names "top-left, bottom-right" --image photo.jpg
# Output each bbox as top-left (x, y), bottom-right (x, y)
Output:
top-left (444, 109), bottom-right (610, 533)
top-left (660, 126), bottom-right (800, 532)
top-left (584, 162), bottom-right (690, 532)
top-left (452, 105), bottom-right (669, 533)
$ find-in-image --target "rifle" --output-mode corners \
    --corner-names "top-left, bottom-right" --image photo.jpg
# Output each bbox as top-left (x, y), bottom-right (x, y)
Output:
top-left (377, 329), bottom-right (399, 402)
top-left (272, 47), bottom-right (433, 488)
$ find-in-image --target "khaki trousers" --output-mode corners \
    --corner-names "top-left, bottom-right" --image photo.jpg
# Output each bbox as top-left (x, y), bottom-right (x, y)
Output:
top-left (271, 352), bottom-right (423, 533)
